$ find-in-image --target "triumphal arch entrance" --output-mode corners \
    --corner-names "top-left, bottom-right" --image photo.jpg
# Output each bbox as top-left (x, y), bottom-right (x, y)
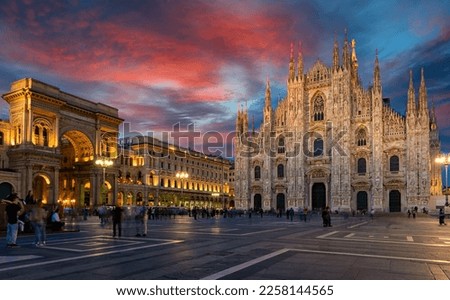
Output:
top-left (2, 78), bottom-right (122, 207)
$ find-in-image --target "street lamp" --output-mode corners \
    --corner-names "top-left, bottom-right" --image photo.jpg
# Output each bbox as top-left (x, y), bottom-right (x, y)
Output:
top-left (96, 157), bottom-right (114, 203)
top-left (176, 171), bottom-right (189, 205)
top-left (436, 153), bottom-right (450, 206)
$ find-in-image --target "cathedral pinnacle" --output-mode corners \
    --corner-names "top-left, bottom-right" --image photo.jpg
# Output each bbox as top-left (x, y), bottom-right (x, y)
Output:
top-left (297, 41), bottom-right (304, 77)
top-left (289, 42), bottom-right (295, 81)
top-left (333, 35), bottom-right (340, 71)
top-left (407, 69), bottom-right (416, 118)
top-left (264, 79), bottom-right (272, 125)
top-left (342, 29), bottom-right (350, 69)
top-left (265, 79), bottom-right (271, 107)
top-left (430, 99), bottom-right (437, 126)
top-left (418, 68), bottom-right (428, 114)
top-left (373, 49), bottom-right (381, 92)
top-left (351, 39), bottom-right (359, 82)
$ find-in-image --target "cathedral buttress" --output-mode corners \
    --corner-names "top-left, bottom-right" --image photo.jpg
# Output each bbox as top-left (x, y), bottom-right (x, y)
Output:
top-left (371, 51), bottom-right (384, 209)
top-left (417, 68), bottom-right (430, 202)
top-left (429, 100), bottom-right (442, 195)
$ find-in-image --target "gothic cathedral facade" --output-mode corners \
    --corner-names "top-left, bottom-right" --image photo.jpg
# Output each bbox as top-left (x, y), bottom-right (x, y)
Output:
top-left (234, 35), bottom-right (442, 213)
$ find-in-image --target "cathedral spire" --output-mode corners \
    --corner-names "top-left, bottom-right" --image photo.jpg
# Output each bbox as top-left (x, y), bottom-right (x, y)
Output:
top-left (418, 68), bottom-right (428, 114)
top-left (430, 99), bottom-right (438, 130)
top-left (251, 114), bottom-right (255, 135)
top-left (373, 49), bottom-right (381, 92)
top-left (243, 104), bottom-right (248, 133)
top-left (265, 79), bottom-right (271, 107)
top-left (288, 42), bottom-right (295, 81)
top-left (342, 29), bottom-right (350, 69)
top-left (407, 70), bottom-right (416, 119)
top-left (297, 41), bottom-right (303, 78)
top-left (351, 39), bottom-right (359, 84)
top-left (236, 103), bottom-right (242, 134)
top-left (333, 35), bottom-right (340, 71)
top-left (264, 79), bottom-right (272, 125)
top-left (351, 39), bottom-right (358, 69)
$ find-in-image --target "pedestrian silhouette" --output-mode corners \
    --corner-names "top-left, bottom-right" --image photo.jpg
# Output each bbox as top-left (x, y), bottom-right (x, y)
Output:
top-left (439, 208), bottom-right (447, 225)
top-left (112, 205), bottom-right (123, 238)
top-left (2, 193), bottom-right (25, 247)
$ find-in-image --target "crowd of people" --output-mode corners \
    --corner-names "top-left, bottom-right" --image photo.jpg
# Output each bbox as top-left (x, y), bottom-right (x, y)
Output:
top-left (1, 191), bottom-right (65, 248)
top-left (2, 191), bottom-right (449, 247)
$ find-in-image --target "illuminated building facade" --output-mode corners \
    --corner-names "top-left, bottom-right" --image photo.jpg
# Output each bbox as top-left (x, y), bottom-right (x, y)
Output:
top-left (0, 78), bottom-right (232, 209)
top-left (116, 136), bottom-right (232, 209)
top-left (234, 36), bottom-right (442, 213)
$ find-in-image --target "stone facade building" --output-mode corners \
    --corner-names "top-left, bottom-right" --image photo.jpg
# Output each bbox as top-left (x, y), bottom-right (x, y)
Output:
top-left (0, 78), bottom-right (122, 206)
top-left (115, 135), bottom-right (232, 209)
top-left (0, 78), bottom-right (232, 210)
top-left (234, 36), bottom-right (442, 213)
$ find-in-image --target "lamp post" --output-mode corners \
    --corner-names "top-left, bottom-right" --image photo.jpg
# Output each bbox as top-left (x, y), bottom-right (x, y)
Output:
top-left (436, 153), bottom-right (450, 206)
top-left (96, 157), bottom-right (114, 204)
top-left (176, 171), bottom-right (189, 206)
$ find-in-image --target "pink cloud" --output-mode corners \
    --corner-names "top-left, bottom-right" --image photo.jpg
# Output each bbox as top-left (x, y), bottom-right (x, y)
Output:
top-left (0, 0), bottom-right (315, 106)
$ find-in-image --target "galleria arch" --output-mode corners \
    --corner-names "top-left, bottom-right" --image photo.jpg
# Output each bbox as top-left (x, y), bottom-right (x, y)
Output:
top-left (1, 78), bottom-right (122, 206)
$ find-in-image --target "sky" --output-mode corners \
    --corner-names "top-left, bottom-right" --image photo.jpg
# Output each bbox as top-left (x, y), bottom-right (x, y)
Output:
top-left (0, 0), bottom-right (449, 159)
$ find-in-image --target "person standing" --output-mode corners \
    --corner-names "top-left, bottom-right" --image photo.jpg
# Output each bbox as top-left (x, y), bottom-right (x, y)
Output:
top-left (142, 204), bottom-right (148, 237)
top-left (112, 205), bottom-right (123, 238)
top-left (2, 193), bottom-right (25, 247)
top-left (322, 206), bottom-right (332, 227)
top-left (439, 208), bottom-right (447, 225)
top-left (30, 199), bottom-right (47, 246)
top-left (289, 207), bottom-right (294, 222)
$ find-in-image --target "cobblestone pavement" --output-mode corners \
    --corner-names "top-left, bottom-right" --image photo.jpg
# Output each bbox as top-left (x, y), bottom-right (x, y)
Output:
top-left (0, 212), bottom-right (449, 280)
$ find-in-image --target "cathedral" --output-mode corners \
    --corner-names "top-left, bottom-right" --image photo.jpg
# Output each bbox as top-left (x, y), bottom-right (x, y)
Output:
top-left (234, 35), bottom-right (442, 213)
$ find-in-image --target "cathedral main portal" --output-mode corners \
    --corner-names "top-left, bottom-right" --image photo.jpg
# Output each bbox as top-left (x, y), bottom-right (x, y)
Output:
top-left (312, 183), bottom-right (326, 210)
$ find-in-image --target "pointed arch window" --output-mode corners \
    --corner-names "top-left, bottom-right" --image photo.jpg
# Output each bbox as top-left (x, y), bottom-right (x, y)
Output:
top-left (277, 164), bottom-right (285, 178)
top-left (390, 155), bottom-right (399, 172)
top-left (313, 95), bottom-right (325, 121)
top-left (356, 128), bottom-right (367, 146)
top-left (278, 137), bottom-right (285, 153)
top-left (254, 166), bottom-right (261, 181)
top-left (313, 138), bottom-right (324, 157)
top-left (0, 131), bottom-right (3, 145)
top-left (357, 158), bottom-right (367, 174)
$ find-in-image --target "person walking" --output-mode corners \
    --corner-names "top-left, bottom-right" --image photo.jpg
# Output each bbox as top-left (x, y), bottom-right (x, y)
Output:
top-left (135, 203), bottom-right (148, 237)
top-left (30, 199), bottom-right (47, 246)
top-left (2, 193), bottom-right (25, 247)
top-left (112, 205), bottom-right (123, 238)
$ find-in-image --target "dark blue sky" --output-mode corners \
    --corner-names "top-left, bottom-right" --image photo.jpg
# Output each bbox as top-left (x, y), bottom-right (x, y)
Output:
top-left (0, 0), bottom-right (449, 156)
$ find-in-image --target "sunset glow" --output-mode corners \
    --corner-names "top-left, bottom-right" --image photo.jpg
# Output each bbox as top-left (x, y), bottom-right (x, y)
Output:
top-left (0, 0), bottom-right (449, 151)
